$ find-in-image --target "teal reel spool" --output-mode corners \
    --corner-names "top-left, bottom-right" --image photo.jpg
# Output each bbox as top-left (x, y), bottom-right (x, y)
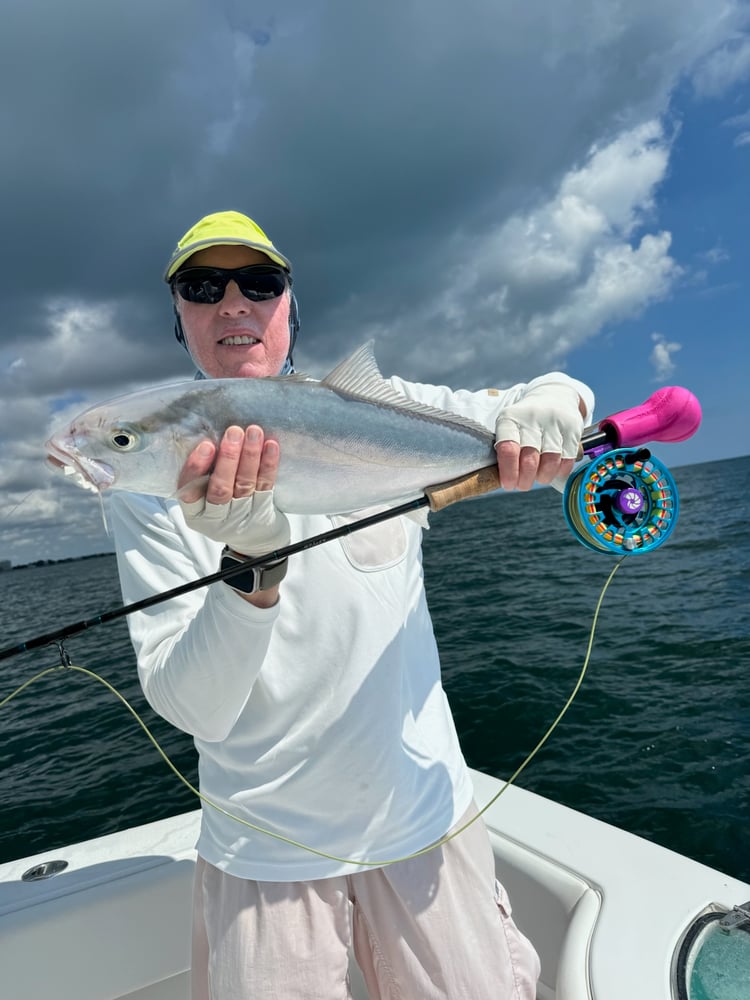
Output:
top-left (563, 448), bottom-right (679, 555)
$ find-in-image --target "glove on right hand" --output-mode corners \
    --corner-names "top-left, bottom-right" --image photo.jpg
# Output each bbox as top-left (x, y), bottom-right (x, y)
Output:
top-left (494, 382), bottom-right (583, 458)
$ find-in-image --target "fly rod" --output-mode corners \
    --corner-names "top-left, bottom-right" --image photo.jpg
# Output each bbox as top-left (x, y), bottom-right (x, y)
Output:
top-left (0, 386), bottom-right (701, 663)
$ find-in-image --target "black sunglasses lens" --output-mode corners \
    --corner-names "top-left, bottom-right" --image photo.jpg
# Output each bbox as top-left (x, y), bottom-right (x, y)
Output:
top-left (234, 266), bottom-right (287, 301)
top-left (175, 266), bottom-right (286, 304)
top-left (175, 269), bottom-right (227, 304)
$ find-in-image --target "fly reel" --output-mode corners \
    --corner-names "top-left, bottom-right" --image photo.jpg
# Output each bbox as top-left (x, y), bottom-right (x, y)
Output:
top-left (563, 448), bottom-right (679, 555)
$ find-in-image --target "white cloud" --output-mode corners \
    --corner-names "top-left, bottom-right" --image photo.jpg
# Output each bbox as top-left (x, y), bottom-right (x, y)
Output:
top-left (697, 244), bottom-right (730, 265)
top-left (723, 108), bottom-right (750, 127)
top-left (721, 106), bottom-right (750, 148)
top-left (361, 122), bottom-right (681, 386)
top-left (650, 332), bottom-right (682, 380)
top-left (692, 35), bottom-right (750, 97)
top-left (2, 297), bottom-right (192, 401)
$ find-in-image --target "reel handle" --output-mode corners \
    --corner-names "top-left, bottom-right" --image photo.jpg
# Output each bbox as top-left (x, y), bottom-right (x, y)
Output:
top-left (582, 386), bottom-right (702, 454)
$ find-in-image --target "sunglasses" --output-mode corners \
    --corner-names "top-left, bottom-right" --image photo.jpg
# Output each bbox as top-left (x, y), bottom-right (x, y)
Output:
top-left (173, 264), bottom-right (288, 305)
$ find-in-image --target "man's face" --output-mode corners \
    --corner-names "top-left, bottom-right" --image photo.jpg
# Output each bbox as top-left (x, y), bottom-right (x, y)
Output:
top-left (175, 244), bottom-right (291, 379)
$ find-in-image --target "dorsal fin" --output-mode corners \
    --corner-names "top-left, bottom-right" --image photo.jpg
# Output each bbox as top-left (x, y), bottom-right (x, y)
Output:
top-left (321, 342), bottom-right (494, 440)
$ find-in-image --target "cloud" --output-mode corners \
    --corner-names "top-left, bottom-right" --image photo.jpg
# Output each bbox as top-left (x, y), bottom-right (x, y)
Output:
top-left (650, 332), bottom-right (682, 380)
top-left (692, 34), bottom-right (750, 97)
top-left (0, 0), bottom-right (749, 561)
top-left (723, 108), bottom-right (750, 127)
top-left (342, 122), bottom-right (681, 387)
top-left (696, 244), bottom-right (730, 266)
top-left (722, 106), bottom-right (750, 148)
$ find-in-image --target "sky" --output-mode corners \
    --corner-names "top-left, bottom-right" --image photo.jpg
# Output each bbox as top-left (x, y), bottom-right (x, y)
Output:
top-left (0, 0), bottom-right (748, 566)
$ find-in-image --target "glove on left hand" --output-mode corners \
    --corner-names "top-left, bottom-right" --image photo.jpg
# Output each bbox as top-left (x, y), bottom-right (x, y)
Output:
top-left (180, 490), bottom-right (291, 557)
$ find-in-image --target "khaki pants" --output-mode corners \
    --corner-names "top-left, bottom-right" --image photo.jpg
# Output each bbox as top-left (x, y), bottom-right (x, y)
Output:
top-left (191, 806), bottom-right (540, 999)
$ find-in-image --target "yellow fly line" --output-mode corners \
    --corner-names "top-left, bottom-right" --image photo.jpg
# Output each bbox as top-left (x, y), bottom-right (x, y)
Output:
top-left (0, 558), bottom-right (625, 867)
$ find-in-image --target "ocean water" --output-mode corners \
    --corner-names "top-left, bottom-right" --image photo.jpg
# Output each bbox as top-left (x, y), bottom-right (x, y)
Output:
top-left (1, 455), bottom-right (748, 883)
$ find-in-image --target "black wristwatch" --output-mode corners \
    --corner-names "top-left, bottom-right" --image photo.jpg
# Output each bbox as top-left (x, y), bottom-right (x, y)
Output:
top-left (219, 547), bottom-right (289, 594)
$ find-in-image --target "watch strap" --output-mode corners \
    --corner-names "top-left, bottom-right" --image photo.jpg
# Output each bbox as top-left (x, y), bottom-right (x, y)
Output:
top-left (220, 547), bottom-right (288, 594)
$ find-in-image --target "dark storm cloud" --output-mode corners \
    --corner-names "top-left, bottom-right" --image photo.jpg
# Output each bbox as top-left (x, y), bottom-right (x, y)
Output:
top-left (0, 0), bottom-right (732, 366)
top-left (0, 0), bottom-right (748, 562)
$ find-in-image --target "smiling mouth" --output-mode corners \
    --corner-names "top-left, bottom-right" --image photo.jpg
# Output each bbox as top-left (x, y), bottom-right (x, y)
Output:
top-left (220, 335), bottom-right (261, 346)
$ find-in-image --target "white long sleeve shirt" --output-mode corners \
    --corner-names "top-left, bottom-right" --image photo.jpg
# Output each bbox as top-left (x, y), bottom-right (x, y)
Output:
top-left (110, 371), bottom-right (593, 880)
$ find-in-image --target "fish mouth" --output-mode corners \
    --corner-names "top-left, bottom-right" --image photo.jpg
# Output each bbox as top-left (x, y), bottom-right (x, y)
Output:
top-left (45, 438), bottom-right (115, 493)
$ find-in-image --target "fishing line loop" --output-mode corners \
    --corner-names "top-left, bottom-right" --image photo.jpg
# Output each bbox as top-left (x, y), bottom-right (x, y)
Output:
top-left (0, 557), bottom-right (626, 867)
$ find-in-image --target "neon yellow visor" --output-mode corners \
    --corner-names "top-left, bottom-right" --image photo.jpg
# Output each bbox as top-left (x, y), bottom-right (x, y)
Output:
top-left (164, 210), bottom-right (292, 280)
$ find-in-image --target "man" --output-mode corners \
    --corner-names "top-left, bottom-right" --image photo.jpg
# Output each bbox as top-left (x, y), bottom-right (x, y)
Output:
top-left (110, 211), bottom-right (594, 999)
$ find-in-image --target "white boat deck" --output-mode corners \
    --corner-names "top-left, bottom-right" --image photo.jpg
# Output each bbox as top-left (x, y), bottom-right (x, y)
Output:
top-left (0, 771), bottom-right (747, 999)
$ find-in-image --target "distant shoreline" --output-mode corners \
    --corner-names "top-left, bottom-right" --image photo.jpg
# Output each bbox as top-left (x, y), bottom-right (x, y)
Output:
top-left (4, 551), bottom-right (115, 572)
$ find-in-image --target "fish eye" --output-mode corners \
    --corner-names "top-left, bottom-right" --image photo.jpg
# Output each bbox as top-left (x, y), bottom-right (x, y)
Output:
top-left (110, 426), bottom-right (139, 451)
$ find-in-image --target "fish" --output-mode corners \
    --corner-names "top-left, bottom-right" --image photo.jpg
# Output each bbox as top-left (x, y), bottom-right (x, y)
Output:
top-left (46, 342), bottom-right (498, 515)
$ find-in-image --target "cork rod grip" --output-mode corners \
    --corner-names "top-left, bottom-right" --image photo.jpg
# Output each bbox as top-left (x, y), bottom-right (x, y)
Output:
top-left (424, 465), bottom-right (501, 511)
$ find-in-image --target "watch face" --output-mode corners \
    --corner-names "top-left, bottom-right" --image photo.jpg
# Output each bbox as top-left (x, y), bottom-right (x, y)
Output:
top-left (220, 550), bottom-right (287, 592)
top-left (220, 553), bottom-right (259, 593)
